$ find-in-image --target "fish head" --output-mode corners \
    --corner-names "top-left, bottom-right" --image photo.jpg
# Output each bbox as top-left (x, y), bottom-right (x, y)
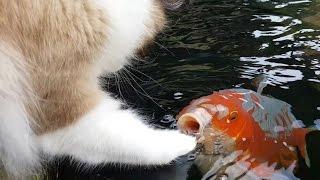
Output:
top-left (177, 90), bottom-right (254, 138)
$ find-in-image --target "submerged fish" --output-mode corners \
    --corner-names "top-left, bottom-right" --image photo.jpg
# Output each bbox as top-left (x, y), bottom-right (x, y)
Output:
top-left (176, 81), bottom-right (317, 179)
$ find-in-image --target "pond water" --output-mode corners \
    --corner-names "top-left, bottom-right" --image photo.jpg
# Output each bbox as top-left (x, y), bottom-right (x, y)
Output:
top-left (49, 0), bottom-right (320, 179)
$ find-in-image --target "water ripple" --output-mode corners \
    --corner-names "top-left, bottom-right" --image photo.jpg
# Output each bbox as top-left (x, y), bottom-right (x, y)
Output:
top-left (239, 12), bottom-right (320, 88)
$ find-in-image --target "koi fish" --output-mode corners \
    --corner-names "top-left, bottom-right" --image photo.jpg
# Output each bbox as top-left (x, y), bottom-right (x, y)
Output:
top-left (177, 88), bottom-right (310, 171)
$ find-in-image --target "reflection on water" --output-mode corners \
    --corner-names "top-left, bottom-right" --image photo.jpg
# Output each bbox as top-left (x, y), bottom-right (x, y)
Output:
top-left (51, 0), bottom-right (320, 179)
top-left (241, 10), bottom-right (320, 89)
top-left (255, 0), bottom-right (312, 9)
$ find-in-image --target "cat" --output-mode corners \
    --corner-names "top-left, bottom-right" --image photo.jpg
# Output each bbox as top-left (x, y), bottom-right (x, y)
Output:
top-left (0, 0), bottom-right (196, 177)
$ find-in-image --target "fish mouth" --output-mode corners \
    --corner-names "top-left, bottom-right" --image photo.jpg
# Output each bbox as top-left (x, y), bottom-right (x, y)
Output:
top-left (178, 113), bottom-right (201, 134)
top-left (178, 114), bottom-right (231, 155)
top-left (177, 103), bottom-right (230, 135)
top-left (177, 108), bottom-right (212, 134)
top-left (177, 106), bottom-right (236, 156)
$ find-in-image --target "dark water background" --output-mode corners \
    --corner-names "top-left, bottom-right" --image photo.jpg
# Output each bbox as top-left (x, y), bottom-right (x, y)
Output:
top-left (48, 0), bottom-right (320, 179)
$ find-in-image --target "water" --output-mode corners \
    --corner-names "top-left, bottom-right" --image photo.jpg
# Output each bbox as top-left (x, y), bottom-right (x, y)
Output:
top-left (49, 0), bottom-right (320, 179)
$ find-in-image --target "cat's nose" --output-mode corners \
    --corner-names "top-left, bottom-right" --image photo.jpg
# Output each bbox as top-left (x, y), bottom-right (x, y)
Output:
top-left (160, 0), bottom-right (188, 11)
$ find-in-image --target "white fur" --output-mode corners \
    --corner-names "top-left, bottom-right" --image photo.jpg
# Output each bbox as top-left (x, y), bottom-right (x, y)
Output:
top-left (0, 44), bottom-right (40, 176)
top-left (38, 96), bottom-right (196, 165)
top-left (95, 0), bottom-right (154, 73)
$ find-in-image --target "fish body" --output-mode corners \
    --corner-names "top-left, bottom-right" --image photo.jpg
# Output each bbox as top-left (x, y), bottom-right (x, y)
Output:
top-left (177, 88), bottom-right (309, 169)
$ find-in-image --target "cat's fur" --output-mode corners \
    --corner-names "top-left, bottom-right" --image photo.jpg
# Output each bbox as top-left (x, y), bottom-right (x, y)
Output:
top-left (0, 0), bottom-right (196, 176)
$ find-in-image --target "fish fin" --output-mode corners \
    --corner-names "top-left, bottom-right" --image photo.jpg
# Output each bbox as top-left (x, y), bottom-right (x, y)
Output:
top-left (251, 75), bottom-right (268, 94)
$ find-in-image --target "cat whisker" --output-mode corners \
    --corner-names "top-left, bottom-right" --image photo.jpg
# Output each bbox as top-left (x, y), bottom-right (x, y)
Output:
top-left (114, 73), bottom-right (125, 101)
top-left (126, 65), bottom-right (167, 90)
top-left (122, 68), bottom-right (165, 110)
top-left (153, 40), bottom-right (176, 57)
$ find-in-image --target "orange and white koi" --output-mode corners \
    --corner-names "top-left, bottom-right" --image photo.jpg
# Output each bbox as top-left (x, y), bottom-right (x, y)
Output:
top-left (177, 88), bottom-right (309, 169)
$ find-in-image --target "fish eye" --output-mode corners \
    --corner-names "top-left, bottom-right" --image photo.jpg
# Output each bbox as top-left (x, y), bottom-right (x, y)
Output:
top-left (229, 111), bottom-right (238, 121)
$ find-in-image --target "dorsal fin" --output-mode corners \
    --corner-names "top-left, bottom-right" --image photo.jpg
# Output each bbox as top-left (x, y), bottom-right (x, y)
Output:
top-left (252, 75), bottom-right (268, 94)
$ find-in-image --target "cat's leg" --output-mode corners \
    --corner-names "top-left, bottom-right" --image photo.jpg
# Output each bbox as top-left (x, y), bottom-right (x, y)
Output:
top-left (37, 95), bottom-right (196, 165)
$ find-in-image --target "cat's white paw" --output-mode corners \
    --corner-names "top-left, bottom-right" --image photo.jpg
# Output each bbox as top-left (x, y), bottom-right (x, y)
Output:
top-left (148, 130), bottom-right (197, 165)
